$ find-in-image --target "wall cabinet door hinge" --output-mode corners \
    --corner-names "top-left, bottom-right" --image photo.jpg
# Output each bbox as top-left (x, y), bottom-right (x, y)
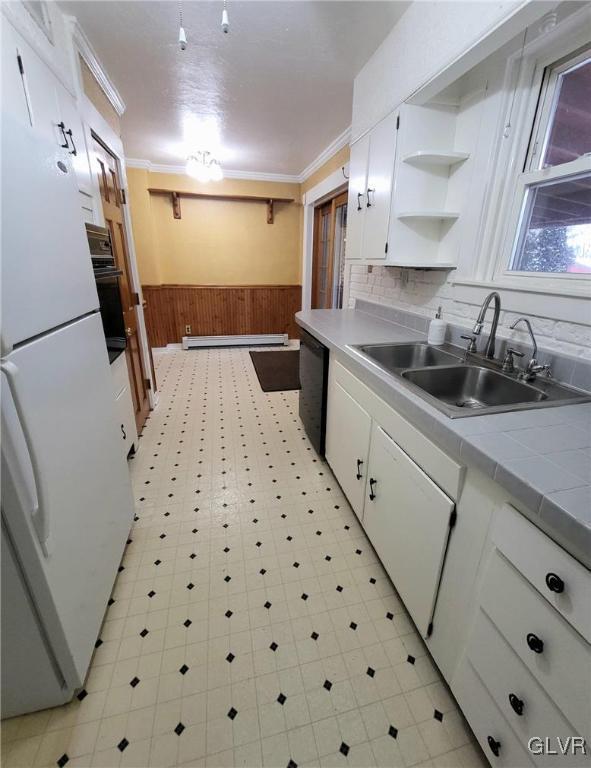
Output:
top-left (449, 508), bottom-right (457, 529)
top-left (396, 115), bottom-right (400, 130)
top-left (384, 242), bottom-right (389, 254)
top-left (426, 621), bottom-right (434, 637)
top-left (145, 378), bottom-right (152, 390)
top-left (120, 188), bottom-right (127, 204)
top-left (132, 292), bottom-right (140, 306)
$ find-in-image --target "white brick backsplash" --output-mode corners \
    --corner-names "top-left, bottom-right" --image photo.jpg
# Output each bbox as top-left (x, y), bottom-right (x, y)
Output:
top-left (347, 265), bottom-right (591, 358)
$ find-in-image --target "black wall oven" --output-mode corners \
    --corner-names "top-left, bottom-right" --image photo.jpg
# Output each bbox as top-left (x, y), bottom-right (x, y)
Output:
top-left (86, 224), bottom-right (126, 364)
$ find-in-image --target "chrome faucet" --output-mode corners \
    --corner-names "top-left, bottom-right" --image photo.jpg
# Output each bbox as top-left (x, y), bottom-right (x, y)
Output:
top-left (472, 292), bottom-right (501, 359)
top-left (509, 317), bottom-right (551, 381)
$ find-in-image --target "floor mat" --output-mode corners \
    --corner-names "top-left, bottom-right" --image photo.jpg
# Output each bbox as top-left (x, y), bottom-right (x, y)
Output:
top-left (249, 349), bottom-right (301, 392)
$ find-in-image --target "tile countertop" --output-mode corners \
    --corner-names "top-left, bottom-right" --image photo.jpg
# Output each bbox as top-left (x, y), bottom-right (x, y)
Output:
top-left (296, 308), bottom-right (591, 569)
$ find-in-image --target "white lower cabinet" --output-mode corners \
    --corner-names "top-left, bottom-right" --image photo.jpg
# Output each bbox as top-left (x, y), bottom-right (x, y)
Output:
top-left (111, 353), bottom-right (137, 459)
top-left (363, 423), bottom-right (455, 637)
top-left (325, 380), bottom-right (372, 519)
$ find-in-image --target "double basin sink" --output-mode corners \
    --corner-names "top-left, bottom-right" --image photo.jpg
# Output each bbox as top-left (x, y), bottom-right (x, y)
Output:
top-left (352, 342), bottom-right (589, 418)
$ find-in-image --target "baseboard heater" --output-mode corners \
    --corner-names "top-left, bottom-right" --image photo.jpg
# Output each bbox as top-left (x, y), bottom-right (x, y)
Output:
top-left (182, 334), bottom-right (289, 350)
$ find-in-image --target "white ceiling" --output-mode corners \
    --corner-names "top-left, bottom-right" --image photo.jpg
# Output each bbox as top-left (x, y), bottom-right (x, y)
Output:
top-left (63, 1), bottom-right (409, 176)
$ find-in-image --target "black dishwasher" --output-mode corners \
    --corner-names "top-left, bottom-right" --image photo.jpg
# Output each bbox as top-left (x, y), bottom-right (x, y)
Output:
top-left (299, 329), bottom-right (330, 456)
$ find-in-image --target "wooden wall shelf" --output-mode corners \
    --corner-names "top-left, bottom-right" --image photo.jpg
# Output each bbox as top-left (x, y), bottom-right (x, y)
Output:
top-left (148, 188), bottom-right (294, 223)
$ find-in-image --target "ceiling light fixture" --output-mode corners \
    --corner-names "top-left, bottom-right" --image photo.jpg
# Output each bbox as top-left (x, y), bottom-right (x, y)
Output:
top-left (221, 0), bottom-right (229, 34)
top-left (186, 151), bottom-right (224, 182)
top-left (178, 1), bottom-right (187, 50)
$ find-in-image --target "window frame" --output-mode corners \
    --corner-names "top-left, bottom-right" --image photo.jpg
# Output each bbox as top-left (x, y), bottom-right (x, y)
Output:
top-left (485, 15), bottom-right (591, 295)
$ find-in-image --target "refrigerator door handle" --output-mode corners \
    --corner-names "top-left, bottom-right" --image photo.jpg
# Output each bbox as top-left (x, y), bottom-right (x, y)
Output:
top-left (1, 361), bottom-right (50, 556)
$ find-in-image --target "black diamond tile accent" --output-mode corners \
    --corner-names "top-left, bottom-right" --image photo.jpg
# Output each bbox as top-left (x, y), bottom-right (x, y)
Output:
top-left (369, 577), bottom-right (376, 584)
top-left (287, 760), bottom-right (298, 768)
top-left (315, 530), bottom-right (322, 536)
top-left (366, 667), bottom-right (375, 678)
top-left (344, 525), bottom-right (350, 530)
top-left (277, 692), bottom-right (286, 705)
top-left (94, 638), bottom-right (103, 648)
top-left (129, 676), bottom-right (140, 688)
top-left (323, 680), bottom-right (332, 691)
top-left (389, 725), bottom-right (398, 739)
top-left (159, 533), bottom-right (166, 539)
top-left (260, 568), bottom-right (267, 575)
top-left (57, 754), bottom-right (69, 767)
top-left (407, 655), bottom-right (416, 665)
top-left (140, 628), bottom-right (149, 637)
top-left (190, 552), bottom-right (197, 558)
top-left (293, 562), bottom-right (300, 568)
top-left (154, 559), bottom-right (161, 565)
top-left (224, 575), bottom-right (231, 582)
top-left (179, 664), bottom-right (189, 675)
top-left (187, 582), bottom-right (195, 590)
top-left (311, 631), bottom-right (319, 640)
top-left (174, 722), bottom-right (185, 735)
top-left (286, 535), bottom-right (293, 542)
top-left (336, 585), bottom-right (343, 592)
top-left (301, 593), bottom-right (308, 601)
top-left (226, 653), bottom-right (235, 663)
top-left (117, 738), bottom-right (129, 752)
top-left (223, 547), bottom-right (230, 553)
top-left (434, 709), bottom-right (444, 722)
top-left (76, 689), bottom-right (88, 701)
top-left (227, 707), bottom-right (237, 720)
top-left (270, 642), bottom-right (278, 652)
top-left (256, 541), bottom-right (262, 547)
top-left (356, 549), bottom-right (362, 555)
top-left (386, 612), bottom-right (394, 620)
top-left (264, 601), bottom-right (272, 609)
top-left (108, 598), bottom-right (115, 606)
top-left (148, 590), bottom-right (156, 598)
top-left (225, 610), bottom-right (233, 618)
top-left (281, 513), bottom-right (287, 519)
top-left (350, 622), bottom-right (357, 630)
top-left (184, 619), bottom-right (192, 628)
top-left (325, 555), bottom-right (332, 561)
top-left (339, 742), bottom-right (349, 756)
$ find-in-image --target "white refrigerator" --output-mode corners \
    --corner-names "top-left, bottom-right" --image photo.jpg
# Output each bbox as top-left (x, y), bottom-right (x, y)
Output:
top-left (1, 47), bottom-right (135, 717)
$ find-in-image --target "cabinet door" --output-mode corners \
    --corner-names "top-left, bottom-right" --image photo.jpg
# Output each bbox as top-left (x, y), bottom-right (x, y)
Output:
top-left (362, 111), bottom-right (398, 260)
top-left (116, 385), bottom-right (137, 460)
top-left (326, 379), bottom-right (372, 519)
top-left (364, 424), bottom-right (455, 637)
top-left (345, 134), bottom-right (369, 260)
top-left (55, 81), bottom-right (94, 199)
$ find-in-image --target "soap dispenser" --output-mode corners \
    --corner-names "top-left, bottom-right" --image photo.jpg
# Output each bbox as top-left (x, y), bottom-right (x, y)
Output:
top-left (427, 306), bottom-right (446, 346)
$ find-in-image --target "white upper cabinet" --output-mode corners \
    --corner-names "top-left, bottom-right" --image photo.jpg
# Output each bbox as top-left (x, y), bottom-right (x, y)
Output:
top-left (345, 133), bottom-right (370, 260)
top-left (346, 110), bottom-right (398, 262)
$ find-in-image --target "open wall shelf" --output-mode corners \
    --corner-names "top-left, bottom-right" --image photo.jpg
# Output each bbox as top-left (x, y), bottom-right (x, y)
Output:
top-left (402, 150), bottom-right (470, 167)
top-left (397, 211), bottom-right (460, 221)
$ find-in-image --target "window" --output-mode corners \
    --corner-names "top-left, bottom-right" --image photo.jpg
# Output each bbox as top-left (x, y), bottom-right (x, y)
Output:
top-left (509, 47), bottom-right (591, 276)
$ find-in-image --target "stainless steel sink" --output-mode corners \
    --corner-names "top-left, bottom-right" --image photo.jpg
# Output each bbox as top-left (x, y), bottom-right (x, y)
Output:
top-left (350, 341), bottom-right (590, 417)
top-left (355, 343), bottom-right (462, 373)
top-left (402, 366), bottom-right (547, 412)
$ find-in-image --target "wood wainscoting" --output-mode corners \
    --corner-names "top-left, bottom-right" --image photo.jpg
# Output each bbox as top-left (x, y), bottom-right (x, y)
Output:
top-left (142, 284), bottom-right (302, 348)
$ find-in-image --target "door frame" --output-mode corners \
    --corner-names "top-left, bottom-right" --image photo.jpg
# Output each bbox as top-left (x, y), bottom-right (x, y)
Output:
top-left (301, 165), bottom-right (349, 311)
top-left (69, 65), bottom-right (157, 407)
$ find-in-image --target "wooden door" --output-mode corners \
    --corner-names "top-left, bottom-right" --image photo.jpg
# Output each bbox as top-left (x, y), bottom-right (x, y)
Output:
top-left (325, 377), bottom-right (372, 520)
top-left (92, 135), bottom-right (149, 432)
top-left (363, 423), bottom-right (455, 637)
top-left (311, 191), bottom-right (348, 309)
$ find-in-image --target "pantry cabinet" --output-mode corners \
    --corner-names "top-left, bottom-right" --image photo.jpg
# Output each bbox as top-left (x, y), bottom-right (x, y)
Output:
top-left (346, 110), bottom-right (398, 262)
top-left (363, 422), bottom-right (455, 637)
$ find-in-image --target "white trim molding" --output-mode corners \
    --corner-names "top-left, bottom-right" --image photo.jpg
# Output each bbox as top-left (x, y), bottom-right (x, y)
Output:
top-left (66, 15), bottom-right (126, 116)
top-left (299, 126), bottom-right (351, 183)
top-left (126, 124), bottom-right (352, 185)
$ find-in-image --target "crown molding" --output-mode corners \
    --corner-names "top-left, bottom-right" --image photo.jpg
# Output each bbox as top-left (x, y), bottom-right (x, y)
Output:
top-left (67, 15), bottom-right (126, 116)
top-left (125, 124), bottom-right (352, 183)
top-left (298, 126), bottom-right (351, 182)
top-left (125, 159), bottom-right (301, 184)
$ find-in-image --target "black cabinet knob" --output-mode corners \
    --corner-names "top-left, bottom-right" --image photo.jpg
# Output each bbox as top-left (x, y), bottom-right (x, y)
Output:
top-left (526, 632), bottom-right (544, 654)
top-left (545, 572), bottom-right (564, 593)
top-left (487, 736), bottom-right (501, 757)
top-left (508, 693), bottom-right (524, 716)
top-left (356, 459), bottom-right (363, 480)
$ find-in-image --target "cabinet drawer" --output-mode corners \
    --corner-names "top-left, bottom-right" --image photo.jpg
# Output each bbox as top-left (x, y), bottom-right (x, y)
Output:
top-left (493, 503), bottom-right (591, 642)
top-left (111, 352), bottom-right (129, 399)
top-left (454, 659), bottom-right (535, 767)
top-left (467, 609), bottom-right (590, 764)
top-left (481, 551), bottom-right (591, 740)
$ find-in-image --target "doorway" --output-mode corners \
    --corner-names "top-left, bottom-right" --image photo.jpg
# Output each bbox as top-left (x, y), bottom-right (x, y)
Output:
top-left (92, 133), bottom-right (151, 433)
top-left (311, 191), bottom-right (348, 309)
